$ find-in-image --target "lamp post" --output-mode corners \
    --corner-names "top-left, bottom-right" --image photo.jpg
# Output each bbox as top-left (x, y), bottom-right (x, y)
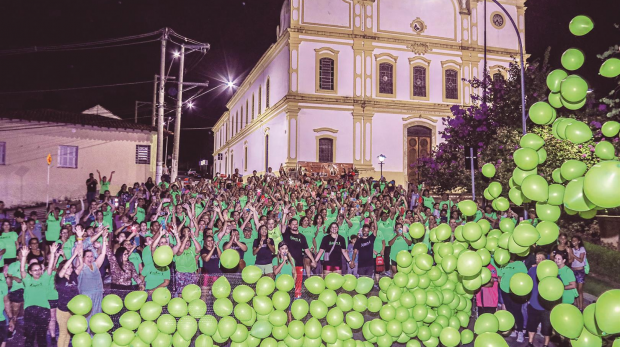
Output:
top-left (378, 154), bottom-right (386, 179)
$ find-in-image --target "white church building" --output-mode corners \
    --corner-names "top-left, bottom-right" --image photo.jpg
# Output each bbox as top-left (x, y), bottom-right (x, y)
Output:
top-left (213, 0), bottom-right (525, 185)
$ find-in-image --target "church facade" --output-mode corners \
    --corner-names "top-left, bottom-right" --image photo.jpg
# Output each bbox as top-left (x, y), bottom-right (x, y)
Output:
top-left (213, 0), bottom-right (526, 185)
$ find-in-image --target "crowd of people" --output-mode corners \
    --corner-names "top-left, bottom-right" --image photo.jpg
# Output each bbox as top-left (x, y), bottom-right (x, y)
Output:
top-left (0, 166), bottom-right (588, 347)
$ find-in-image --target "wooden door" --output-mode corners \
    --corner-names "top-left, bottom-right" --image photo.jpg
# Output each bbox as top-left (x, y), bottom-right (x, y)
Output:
top-left (407, 126), bottom-right (432, 185)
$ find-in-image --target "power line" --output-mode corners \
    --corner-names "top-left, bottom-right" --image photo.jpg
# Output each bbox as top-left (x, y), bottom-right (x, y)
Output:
top-left (0, 80), bottom-right (152, 94)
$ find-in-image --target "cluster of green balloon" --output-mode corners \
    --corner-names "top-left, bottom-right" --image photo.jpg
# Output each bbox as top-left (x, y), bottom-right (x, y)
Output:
top-left (550, 289), bottom-right (620, 346)
top-left (66, 284), bottom-right (207, 347)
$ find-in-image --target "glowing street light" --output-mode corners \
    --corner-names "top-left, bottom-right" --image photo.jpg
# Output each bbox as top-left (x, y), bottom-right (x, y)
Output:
top-left (187, 102), bottom-right (194, 109)
top-left (378, 154), bottom-right (386, 179)
top-left (173, 51), bottom-right (180, 58)
top-left (227, 81), bottom-right (235, 88)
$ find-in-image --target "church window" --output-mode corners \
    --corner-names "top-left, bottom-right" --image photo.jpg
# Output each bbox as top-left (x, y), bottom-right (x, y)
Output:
top-left (379, 63), bottom-right (394, 95)
top-left (319, 58), bottom-right (335, 91)
top-left (445, 69), bottom-right (458, 100)
top-left (240, 107), bottom-right (244, 129)
top-left (266, 78), bottom-right (270, 109)
top-left (493, 72), bottom-right (504, 84)
top-left (246, 101), bottom-right (249, 125)
top-left (258, 87), bottom-right (262, 115)
top-left (413, 66), bottom-right (427, 97)
top-left (252, 94), bottom-right (255, 119)
top-left (318, 138), bottom-right (334, 163)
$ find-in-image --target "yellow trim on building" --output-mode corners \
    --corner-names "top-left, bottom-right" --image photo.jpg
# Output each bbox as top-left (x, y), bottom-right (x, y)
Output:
top-left (315, 134), bottom-right (338, 163)
top-left (315, 47), bottom-right (340, 94)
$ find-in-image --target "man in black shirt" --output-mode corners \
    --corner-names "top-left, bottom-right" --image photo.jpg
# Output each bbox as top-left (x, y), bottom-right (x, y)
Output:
top-left (352, 224), bottom-right (377, 278)
top-left (282, 219), bottom-right (316, 298)
top-left (86, 173), bottom-right (98, 203)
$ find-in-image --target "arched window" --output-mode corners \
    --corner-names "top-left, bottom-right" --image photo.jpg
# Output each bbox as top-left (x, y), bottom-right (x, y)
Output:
top-left (236, 112), bottom-right (239, 133)
top-left (445, 69), bottom-right (458, 100)
top-left (252, 94), bottom-right (255, 119)
top-left (265, 78), bottom-right (270, 109)
top-left (413, 66), bottom-right (427, 97)
top-left (319, 57), bottom-right (335, 91)
top-left (240, 107), bottom-right (244, 129)
top-left (265, 134), bottom-right (269, 171)
top-left (379, 63), bottom-right (394, 95)
top-left (246, 100), bottom-right (249, 124)
top-left (244, 146), bottom-right (248, 171)
top-left (318, 138), bottom-right (334, 163)
top-left (258, 87), bottom-right (262, 115)
top-left (493, 72), bottom-right (504, 84)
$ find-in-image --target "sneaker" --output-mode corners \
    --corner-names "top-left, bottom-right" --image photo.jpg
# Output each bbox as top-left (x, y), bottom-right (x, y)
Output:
top-left (510, 331), bottom-right (517, 338)
top-left (517, 332), bottom-right (525, 343)
top-left (7, 329), bottom-right (15, 340)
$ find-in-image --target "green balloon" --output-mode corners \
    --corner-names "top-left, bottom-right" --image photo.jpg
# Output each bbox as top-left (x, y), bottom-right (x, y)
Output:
top-left (583, 304), bottom-right (604, 336)
top-left (195, 335), bottom-right (214, 347)
top-left (562, 48), bottom-right (585, 71)
top-left (101, 294), bottom-right (123, 315)
top-left (528, 102), bottom-right (554, 125)
top-left (437, 326), bottom-right (459, 347)
top-left (343, 274), bottom-right (357, 291)
top-left (569, 15), bottom-right (594, 36)
top-left (561, 75), bottom-right (589, 103)
top-left (494, 310), bottom-right (515, 332)
top-left (536, 203), bottom-right (561, 222)
top-left (344, 311), bottom-right (363, 330)
top-left (521, 174), bottom-right (548, 202)
top-left (487, 181), bottom-right (502, 199)
top-left (551, 304), bottom-right (584, 339)
top-left (261, 337), bottom-right (278, 347)
top-left (140, 301), bottom-right (163, 322)
top-left (178, 315), bottom-right (198, 341)
top-left (537, 260), bottom-right (559, 281)
top-left (555, 118), bottom-right (574, 139)
top-left (326, 307), bottom-right (344, 327)
top-left (474, 332), bottom-right (509, 347)
top-left (319, 289), bottom-right (337, 307)
top-left (233, 285), bottom-right (255, 304)
top-left (173, 331), bottom-right (191, 347)
top-left (92, 333), bottom-right (112, 347)
top-left (68, 315), bottom-right (89, 335)
top-left (484, 188), bottom-right (494, 201)
top-left (584, 161), bottom-right (620, 208)
top-left (253, 296), bottom-right (273, 316)
top-left (324, 272), bottom-right (345, 290)
top-left (68, 294), bottom-right (93, 316)
top-left (233, 303), bottom-right (253, 323)
top-left (565, 121), bottom-right (593, 144)
top-left (212, 276), bottom-right (231, 299)
top-left (305, 276), bottom-right (325, 295)
top-left (153, 245), bottom-right (173, 267)
top-left (168, 297), bottom-right (188, 317)
top-left (520, 133), bottom-right (544, 150)
top-left (304, 317), bottom-right (322, 339)
top-left (595, 289), bottom-right (620, 334)
top-left (602, 121), bottom-right (620, 137)
top-left (156, 314), bottom-right (177, 335)
top-left (572, 327), bottom-right (603, 347)
top-left (199, 315), bottom-right (218, 336)
top-left (72, 332), bottom-right (92, 347)
top-left (551, 169), bottom-right (565, 184)
top-left (336, 293), bottom-right (354, 312)
top-left (290, 299), bottom-right (309, 320)
top-left (482, 163), bottom-right (496, 178)
top-left (538, 148), bottom-right (547, 164)
top-left (124, 290), bottom-right (147, 312)
top-left (256, 276), bottom-right (276, 296)
top-left (231, 323), bottom-right (249, 343)
top-left (562, 95), bottom-right (587, 110)
top-left (387, 319), bottom-right (403, 337)
top-left (181, 284), bottom-right (201, 303)
top-left (368, 296), bottom-right (383, 313)
top-left (547, 69), bottom-right (568, 93)
top-left (221, 249), bottom-right (240, 269)
top-left (415, 253), bottom-right (433, 271)
top-left (242, 265), bottom-right (263, 284)
top-left (272, 290), bottom-right (291, 311)
top-left (370, 319), bottom-right (387, 337)
top-left (494, 197), bottom-right (510, 212)
top-left (269, 310), bottom-right (288, 327)
top-left (138, 321), bottom-right (159, 344)
top-left (152, 332), bottom-right (173, 347)
top-left (355, 276), bottom-right (374, 295)
top-left (112, 327), bottom-right (134, 346)
top-left (565, 177), bottom-right (596, 211)
top-left (508, 187), bottom-right (524, 206)
top-left (152, 287), bottom-right (171, 306)
top-left (218, 316), bottom-right (238, 339)
top-left (271, 325), bottom-right (288, 340)
top-left (562, 159), bottom-right (588, 180)
top-left (90, 313), bottom-right (113, 334)
top-left (549, 91), bottom-right (563, 108)
top-left (457, 251), bottom-right (482, 277)
top-left (309, 299), bottom-right (327, 319)
top-left (514, 148), bottom-right (539, 171)
top-left (458, 200), bottom-right (477, 217)
top-left (601, 58), bottom-right (620, 78)
top-left (251, 320), bottom-right (273, 339)
top-left (547, 184), bottom-right (565, 206)
top-left (596, 141), bottom-right (616, 160)
top-left (188, 299), bottom-right (207, 318)
top-left (538, 277), bottom-right (564, 301)
top-left (512, 167), bottom-right (537, 186)
top-left (409, 222), bottom-right (425, 239)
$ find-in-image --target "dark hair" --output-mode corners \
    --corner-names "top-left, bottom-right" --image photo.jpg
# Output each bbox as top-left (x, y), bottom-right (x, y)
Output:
top-left (327, 222), bottom-right (339, 233)
top-left (350, 235), bottom-right (358, 242)
top-left (571, 235), bottom-right (584, 249)
top-left (554, 250), bottom-right (569, 264)
top-left (115, 247), bottom-right (128, 269)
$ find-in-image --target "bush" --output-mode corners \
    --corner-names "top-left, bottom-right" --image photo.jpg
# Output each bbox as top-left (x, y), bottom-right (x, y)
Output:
top-left (584, 241), bottom-right (620, 285)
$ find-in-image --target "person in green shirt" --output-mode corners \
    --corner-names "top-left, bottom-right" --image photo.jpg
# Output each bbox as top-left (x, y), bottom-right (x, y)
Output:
top-left (20, 245), bottom-right (54, 347)
top-left (554, 251), bottom-right (577, 304)
top-left (174, 227), bottom-right (201, 296)
top-left (96, 169), bottom-right (115, 199)
top-left (0, 273), bottom-right (12, 343)
top-left (421, 189), bottom-right (435, 210)
top-left (273, 242), bottom-right (296, 321)
top-left (387, 223), bottom-right (413, 274)
top-left (0, 220), bottom-right (19, 265)
top-left (498, 258), bottom-right (527, 338)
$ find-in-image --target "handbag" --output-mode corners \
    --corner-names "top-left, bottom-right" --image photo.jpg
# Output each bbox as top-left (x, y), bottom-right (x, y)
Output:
top-left (323, 236), bottom-right (339, 262)
top-left (584, 258), bottom-right (590, 275)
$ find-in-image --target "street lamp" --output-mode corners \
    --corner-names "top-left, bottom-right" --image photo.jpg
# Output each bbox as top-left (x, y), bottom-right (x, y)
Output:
top-left (378, 154), bottom-right (386, 179)
top-left (227, 81), bottom-right (235, 88)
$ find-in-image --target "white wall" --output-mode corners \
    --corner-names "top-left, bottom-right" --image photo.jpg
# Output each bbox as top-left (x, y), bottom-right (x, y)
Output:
top-left (0, 119), bottom-right (156, 208)
top-left (297, 108), bottom-right (354, 163)
top-left (374, 0), bottom-right (460, 41)
top-left (297, 41), bottom-right (355, 97)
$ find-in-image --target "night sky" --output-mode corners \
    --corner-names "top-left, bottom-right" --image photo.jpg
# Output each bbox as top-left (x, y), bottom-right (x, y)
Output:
top-left (0, 0), bottom-right (618, 167)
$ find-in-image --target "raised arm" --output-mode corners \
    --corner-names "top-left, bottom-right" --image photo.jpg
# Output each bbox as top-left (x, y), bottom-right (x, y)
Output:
top-left (48, 243), bottom-right (59, 275)
top-left (20, 246), bottom-right (29, 279)
top-left (108, 171), bottom-right (115, 183)
top-left (95, 233), bottom-right (108, 269)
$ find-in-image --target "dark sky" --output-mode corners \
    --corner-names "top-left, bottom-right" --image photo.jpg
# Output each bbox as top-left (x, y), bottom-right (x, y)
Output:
top-left (0, 0), bottom-right (618, 166)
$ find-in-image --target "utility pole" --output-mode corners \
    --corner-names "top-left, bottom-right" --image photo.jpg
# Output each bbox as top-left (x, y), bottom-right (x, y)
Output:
top-left (156, 28), bottom-right (168, 184)
top-left (171, 45), bottom-right (185, 182)
top-left (151, 74), bottom-right (158, 127)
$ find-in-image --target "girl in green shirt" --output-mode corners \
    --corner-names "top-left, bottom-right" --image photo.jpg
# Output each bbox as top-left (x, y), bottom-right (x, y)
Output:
top-left (20, 245), bottom-right (54, 347)
top-left (174, 227), bottom-right (201, 296)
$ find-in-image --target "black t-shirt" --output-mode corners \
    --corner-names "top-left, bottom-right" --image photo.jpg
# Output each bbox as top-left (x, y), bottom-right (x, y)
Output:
top-left (320, 234), bottom-right (346, 266)
top-left (225, 239), bottom-right (245, 259)
top-left (56, 272), bottom-right (79, 311)
top-left (353, 234), bottom-right (376, 268)
top-left (86, 178), bottom-right (97, 192)
top-left (200, 248), bottom-right (221, 274)
top-left (282, 231), bottom-right (309, 267)
top-left (253, 237), bottom-right (275, 265)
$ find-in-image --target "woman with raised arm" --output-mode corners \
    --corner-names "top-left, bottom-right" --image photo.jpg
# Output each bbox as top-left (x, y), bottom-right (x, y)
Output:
top-left (19, 245), bottom-right (53, 347)
top-left (55, 243), bottom-right (83, 347)
top-left (77, 227), bottom-right (106, 321)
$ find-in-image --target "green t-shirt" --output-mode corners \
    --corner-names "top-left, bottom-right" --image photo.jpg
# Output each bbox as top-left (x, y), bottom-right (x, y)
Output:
top-left (100, 181), bottom-right (110, 193)
top-left (473, 210), bottom-right (484, 222)
top-left (23, 273), bottom-right (52, 309)
top-left (129, 252), bottom-right (142, 285)
top-left (378, 218), bottom-right (396, 242)
top-left (0, 275), bottom-right (7, 321)
top-left (142, 246), bottom-right (154, 270)
top-left (272, 257), bottom-right (293, 279)
top-left (373, 234), bottom-right (384, 258)
top-left (0, 231), bottom-right (18, 259)
top-left (558, 266), bottom-right (578, 304)
top-left (46, 213), bottom-right (63, 241)
top-left (143, 265), bottom-right (171, 290)
top-left (240, 235), bottom-right (257, 266)
top-left (338, 223), bottom-right (350, 247)
top-left (47, 271), bottom-right (59, 301)
top-left (348, 216), bottom-right (362, 238)
top-left (135, 207), bottom-right (146, 223)
top-left (299, 226), bottom-right (317, 251)
top-left (0, 239), bottom-right (5, 267)
top-left (390, 233), bottom-right (412, 261)
top-left (239, 196), bottom-right (248, 209)
top-left (268, 226), bottom-right (283, 250)
top-left (422, 196), bottom-right (435, 210)
top-left (175, 248), bottom-right (198, 273)
top-left (498, 261), bottom-right (527, 293)
top-left (8, 261), bottom-right (25, 292)
top-left (439, 200), bottom-right (454, 212)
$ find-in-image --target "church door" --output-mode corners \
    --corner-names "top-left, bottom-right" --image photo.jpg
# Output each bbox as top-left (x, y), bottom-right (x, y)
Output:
top-left (407, 125), bottom-right (432, 185)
